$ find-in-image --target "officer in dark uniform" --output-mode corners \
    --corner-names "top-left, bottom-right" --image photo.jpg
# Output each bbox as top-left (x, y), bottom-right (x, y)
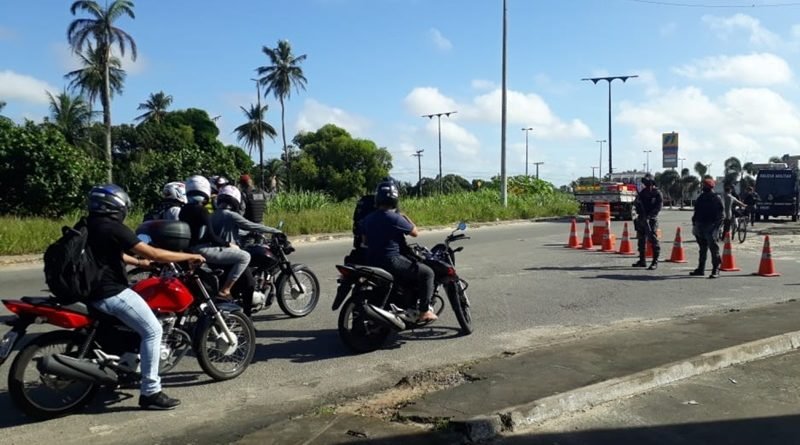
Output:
top-left (633, 173), bottom-right (663, 270)
top-left (691, 178), bottom-right (724, 278)
top-left (238, 174), bottom-right (267, 224)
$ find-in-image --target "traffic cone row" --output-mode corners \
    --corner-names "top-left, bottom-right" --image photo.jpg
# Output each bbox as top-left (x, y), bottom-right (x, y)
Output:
top-left (562, 221), bottom-right (781, 277)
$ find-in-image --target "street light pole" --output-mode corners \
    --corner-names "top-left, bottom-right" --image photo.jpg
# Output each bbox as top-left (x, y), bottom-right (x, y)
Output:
top-left (500, 0), bottom-right (508, 207)
top-left (596, 139), bottom-right (606, 180)
top-left (643, 149), bottom-right (652, 173)
top-left (591, 166), bottom-right (599, 182)
top-left (522, 127), bottom-right (533, 176)
top-left (679, 157), bottom-right (686, 171)
top-left (412, 149), bottom-right (424, 196)
top-left (532, 161), bottom-right (544, 180)
top-left (581, 75), bottom-right (638, 177)
top-left (422, 111), bottom-right (457, 194)
top-left (251, 78), bottom-right (265, 191)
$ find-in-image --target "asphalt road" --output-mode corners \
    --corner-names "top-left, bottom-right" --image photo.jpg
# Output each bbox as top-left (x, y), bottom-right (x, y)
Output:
top-left (1, 210), bottom-right (799, 444)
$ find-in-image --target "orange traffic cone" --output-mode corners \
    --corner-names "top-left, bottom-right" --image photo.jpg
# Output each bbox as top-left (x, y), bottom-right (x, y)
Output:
top-left (617, 223), bottom-right (636, 255)
top-left (566, 219), bottom-right (580, 249)
top-left (581, 220), bottom-right (594, 249)
top-left (754, 235), bottom-right (780, 277)
top-left (601, 232), bottom-right (617, 252)
top-left (719, 231), bottom-right (741, 272)
top-left (667, 227), bottom-right (687, 263)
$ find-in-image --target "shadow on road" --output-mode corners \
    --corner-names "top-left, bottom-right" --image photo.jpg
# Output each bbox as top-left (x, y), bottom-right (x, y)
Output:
top-left (524, 266), bottom-right (631, 272)
top-left (255, 328), bottom-right (350, 363)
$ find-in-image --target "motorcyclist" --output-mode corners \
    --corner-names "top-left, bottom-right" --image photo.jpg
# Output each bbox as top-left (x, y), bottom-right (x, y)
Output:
top-left (210, 185), bottom-right (283, 315)
top-left (144, 181), bottom-right (187, 221)
top-left (691, 178), bottom-right (724, 278)
top-left (86, 184), bottom-right (205, 410)
top-left (179, 175), bottom-right (249, 300)
top-left (633, 173), bottom-right (663, 270)
top-left (360, 180), bottom-right (437, 323)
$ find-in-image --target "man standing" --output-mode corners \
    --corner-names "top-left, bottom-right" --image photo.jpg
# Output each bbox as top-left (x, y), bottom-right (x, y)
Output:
top-left (691, 178), bottom-right (724, 278)
top-left (633, 173), bottom-right (663, 270)
top-left (238, 174), bottom-right (267, 224)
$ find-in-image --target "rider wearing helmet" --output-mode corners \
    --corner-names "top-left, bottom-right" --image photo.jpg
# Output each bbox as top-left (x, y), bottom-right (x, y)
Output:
top-left (179, 176), bottom-right (250, 300)
top-left (359, 180), bottom-right (437, 323)
top-left (86, 184), bottom-right (205, 410)
top-left (210, 185), bottom-right (283, 315)
top-left (633, 173), bottom-right (663, 270)
top-left (691, 178), bottom-right (724, 278)
top-left (145, 182), bottom-right (187, 221)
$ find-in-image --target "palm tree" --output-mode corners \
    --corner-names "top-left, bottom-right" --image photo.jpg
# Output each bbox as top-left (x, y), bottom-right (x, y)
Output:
top-left (743, 162), bottom-right (757, 177)
top-left (46, 90), bottom-right (93, 145)
top-left (694, 161), bottom-right (708, 179)
top-left (67, 0), bottom-right (137, 182)
top-left (769, 156), bottom-right (783, 163)
top-left (263, 158), bottom-right (285, 193)
top-left (256, 39), bottom-right (307, 190)
top-left (64, 44), bottom-right (126, 109)
top-left (234, 103), bottom-right (277, 187)
top-left (135, 91), bottom-right (173, 124)
top-left (0, 101), bottom-right (6, 113)
top-left (724, 156), bottom-right (742, 189)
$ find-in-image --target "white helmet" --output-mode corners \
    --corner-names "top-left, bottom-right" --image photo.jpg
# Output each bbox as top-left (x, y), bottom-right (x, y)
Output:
top-left (185, 175), bottom-right (211, 203)
top-left (216, 184), bottom-right (242, 210)
top-left (162, 181), bottom-right (187, 204)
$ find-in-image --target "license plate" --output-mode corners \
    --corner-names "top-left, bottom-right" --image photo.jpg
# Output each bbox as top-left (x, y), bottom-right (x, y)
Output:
top-left (0, 330), bottom-right (19, 362)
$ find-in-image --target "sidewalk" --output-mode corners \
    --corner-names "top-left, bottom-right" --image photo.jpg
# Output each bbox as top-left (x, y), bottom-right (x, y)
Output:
top-left (233, 299), bottom-right (800, 444)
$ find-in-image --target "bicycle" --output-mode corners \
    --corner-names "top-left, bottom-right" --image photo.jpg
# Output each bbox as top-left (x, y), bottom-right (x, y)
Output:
top-left (719, 208), bottom-right (748, 243)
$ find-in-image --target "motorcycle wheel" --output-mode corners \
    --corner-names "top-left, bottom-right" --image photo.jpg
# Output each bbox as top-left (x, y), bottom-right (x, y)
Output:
top-left (195, 311), bottom-right (256, 381)
top-left (448, 281), bottom-right (473, 335)
top-left (276, 265), bottom-right (320, 318)
top-left (8, 331), bottom-right (98, 419)
top-left (338, 297), bottom-right (391, 354)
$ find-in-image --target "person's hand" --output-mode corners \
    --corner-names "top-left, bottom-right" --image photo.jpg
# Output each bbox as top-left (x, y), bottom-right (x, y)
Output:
top-left (188, 254), bottom-right (206, 265)
top-left (137, 258), bottom-right (153, 270)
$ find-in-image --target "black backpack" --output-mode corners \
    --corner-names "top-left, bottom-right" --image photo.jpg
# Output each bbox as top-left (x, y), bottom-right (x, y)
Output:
top-left (43, 218), bottom-right (101, 304)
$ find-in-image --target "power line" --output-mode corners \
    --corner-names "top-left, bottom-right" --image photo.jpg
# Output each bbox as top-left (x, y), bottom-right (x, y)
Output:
top-left (626, 0), bottom-right (800, 7)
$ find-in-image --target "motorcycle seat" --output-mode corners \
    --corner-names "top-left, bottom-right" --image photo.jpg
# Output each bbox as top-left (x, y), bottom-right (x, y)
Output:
top-left (353, 265), bottom-right (394, 283)
top-left (21, 296), bottom-right (90, 316)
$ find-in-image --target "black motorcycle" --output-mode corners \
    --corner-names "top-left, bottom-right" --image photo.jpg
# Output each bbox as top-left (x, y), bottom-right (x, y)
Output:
top-left (332, 222), bottom-right (473, 354)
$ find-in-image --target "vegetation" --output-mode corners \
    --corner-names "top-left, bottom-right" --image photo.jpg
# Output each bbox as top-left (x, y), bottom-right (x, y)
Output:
top-left (135, 91), bottom-right (173, 124)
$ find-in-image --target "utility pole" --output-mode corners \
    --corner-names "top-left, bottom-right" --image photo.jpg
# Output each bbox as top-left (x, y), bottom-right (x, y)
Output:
top-left (591, 166), bottom-right (599, 182)
top-left (522, 127), bottom-right (533, 176)
top-left (532, 161), bottom-right (544, 180)
top-left (679, 157), bottom-right (686, 171)
top-left (643, 149), bottom-right (652, 173)
top-left (581, 75), bottom-right (638, 177)
top-left (412, 149), bottom-right (424, 196)
top-left (596, 139), bottom-right (606, 180)
top-left (500, 0), bottom-right (508, 207)
top-left (422, 111), bottom-right (457, 194)
top-left (251, 78), bottom-right (265, 191)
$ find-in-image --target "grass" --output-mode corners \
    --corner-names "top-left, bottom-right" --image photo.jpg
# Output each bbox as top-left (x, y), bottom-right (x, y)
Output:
top-left (0, 190), bottom-right (578, 256)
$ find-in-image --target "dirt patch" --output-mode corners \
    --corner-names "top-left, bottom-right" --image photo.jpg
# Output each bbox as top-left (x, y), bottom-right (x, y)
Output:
top-left (334, 364), bottom-right (481, 421)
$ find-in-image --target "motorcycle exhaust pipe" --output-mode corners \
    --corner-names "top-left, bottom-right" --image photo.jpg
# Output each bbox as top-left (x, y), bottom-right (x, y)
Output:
top-left (38, 354), bottom-right (118, 385)
top-left (362, 303), bottom-right (406, 331)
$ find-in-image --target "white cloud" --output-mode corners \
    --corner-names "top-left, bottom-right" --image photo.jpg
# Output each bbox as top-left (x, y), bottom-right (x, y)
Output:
top-left (429, 28), bottom-right (452, 51)
top-left (295, 99), bottom-right (370, 135)
top-left (471, 79), bottom-right (496, 91)
top-left (52, 41), bottom-right (147, 75)
top-left (703, 14), bottom-right (781, 48)
top-left (0, 70), bottom-right (58, 105)
top-left (404, 87), bottom-right (459, 116)
top-left (673, 53), bottom-right (792, 86)
top-left (427, 119), bottom-right (480, 157)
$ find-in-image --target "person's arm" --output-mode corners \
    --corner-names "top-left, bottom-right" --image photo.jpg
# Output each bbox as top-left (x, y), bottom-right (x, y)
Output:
top-left (230, 211), bottom-right (281, 234)
top-left (130, 242), bottom-right (205, 264)
top-left (651, 191), bottom-right (663, 216)
top-left (123, 253), bottom-right (152, 269)
top-left (398, 213), bottom-right (418, 237)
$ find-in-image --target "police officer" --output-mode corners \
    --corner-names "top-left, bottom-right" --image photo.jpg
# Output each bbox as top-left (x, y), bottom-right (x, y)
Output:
top-left (633, 173), bottom-right (663, 270)
top-left (238, 174), bottom-right (267, 224)
top-left (691, 178), bottom-right (724, 278)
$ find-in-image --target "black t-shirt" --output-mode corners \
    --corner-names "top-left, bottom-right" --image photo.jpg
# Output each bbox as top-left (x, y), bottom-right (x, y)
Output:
top-left (179, 202), bottom-right (227, 247)
top-left (86, 215), bottom-right (141, 300)
top-left (360, 210), bottom-right (413, 266)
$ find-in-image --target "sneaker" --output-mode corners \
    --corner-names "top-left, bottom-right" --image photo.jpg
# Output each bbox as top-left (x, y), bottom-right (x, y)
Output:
top-left (632, 260), bottom-right (647, 267)
top-left (647, 260), bottom-right (658, 270)
top-left (708, 269), bottom-right (720, 279)
top-left (689, 269), bottom-right (705, 276)
top-left (139, 391), bottom-right (181, 410)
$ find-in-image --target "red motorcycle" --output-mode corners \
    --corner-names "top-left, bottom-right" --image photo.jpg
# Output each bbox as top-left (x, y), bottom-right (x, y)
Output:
top-left (0, 221), bottom-right (257, 419)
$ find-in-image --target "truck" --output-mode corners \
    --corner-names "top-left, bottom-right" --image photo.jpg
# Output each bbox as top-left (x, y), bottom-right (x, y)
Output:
top-left (574, 182), bottom-right (638, 220)
top-left (752, 163), bottom-right (800, 222)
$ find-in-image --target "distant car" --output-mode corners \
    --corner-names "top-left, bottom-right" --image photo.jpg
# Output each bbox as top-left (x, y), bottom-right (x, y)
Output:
top-left (754, 168), bottom-right (799, 222)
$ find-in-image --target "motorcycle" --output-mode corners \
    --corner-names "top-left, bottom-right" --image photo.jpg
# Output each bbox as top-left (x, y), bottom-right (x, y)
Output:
top-left (0, 222), bottom-right (257, 419)
top-left (332, 222), bottom-right (473, 354)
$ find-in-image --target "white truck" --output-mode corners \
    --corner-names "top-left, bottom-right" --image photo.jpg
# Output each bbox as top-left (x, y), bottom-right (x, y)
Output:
top-left (573, 171), bottom-right (646, 221)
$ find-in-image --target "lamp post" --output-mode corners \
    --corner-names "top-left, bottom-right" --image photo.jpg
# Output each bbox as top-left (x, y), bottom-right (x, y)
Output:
top-left (532, 161), bottom-right (544, 180)
top-left (251, 78), bottom-right (265, 191)
top-left (500, 0), bottom-right (508, 206)
top-left (422, 111), bottom-right (457, 193)
top-left (581, 75), bottom-right (638, 177)
top-left (522, 127), bottom-right (533, 176)
top-left (412, 149), bottom-right (424, 196)
top-left (591, 166), bottom-right (599, 183)
top-left (643, 149), bottom-right (652, 173)
top-left (679, 157), bottom-right (686, 171)
top-left (596, 139), bottom-right (606, 180)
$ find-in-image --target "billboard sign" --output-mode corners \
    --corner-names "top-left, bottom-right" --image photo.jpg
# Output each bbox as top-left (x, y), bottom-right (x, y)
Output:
top-left (662, 132), bottom-right (678, 168)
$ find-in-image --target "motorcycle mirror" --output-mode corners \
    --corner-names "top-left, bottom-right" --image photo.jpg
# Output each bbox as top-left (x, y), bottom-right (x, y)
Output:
top-left (457, 221), bottom-right (467, 231)
top-left (137, 234), bottom-right (152, 245)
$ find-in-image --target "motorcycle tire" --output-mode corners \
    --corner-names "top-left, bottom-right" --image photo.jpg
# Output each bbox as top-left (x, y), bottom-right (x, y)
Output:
top-left (338, 297), bottom-right (391, 354)
top-left (448, 281), bottom-right (473, 335)
top-left (8, 331), bottom-right (98, 419)
top-left (276, 265), bottom-right (320, 318)
top-left (194, 311), bottom-right (256, 381)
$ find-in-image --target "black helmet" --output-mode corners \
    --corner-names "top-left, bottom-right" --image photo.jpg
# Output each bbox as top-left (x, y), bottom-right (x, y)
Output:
top-left (641, 173), bottom-right (655, 187)
top-left (88, 184), bottom-right (132, 221)
top-left (374, 180), bottom-right (399, 209)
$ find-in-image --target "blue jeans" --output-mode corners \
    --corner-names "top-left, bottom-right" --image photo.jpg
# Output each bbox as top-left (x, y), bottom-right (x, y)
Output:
top-left (91, 288), bottom-right (162, 396)
top-left (195, 245), bottom-right (251, 289)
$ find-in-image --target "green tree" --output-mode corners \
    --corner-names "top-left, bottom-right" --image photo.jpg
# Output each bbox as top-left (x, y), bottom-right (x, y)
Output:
top-left (257, 40), bottom-right (307, 190)
top-left (655, 169), bottom-right (681, 206)
top-left (693, 161), bottom-right (708, 179)
top-left (0, 101), bottom-right (5, 113)
top-left (723, 156), bottom-right (742, 188)
top-left (135, 91), bottom-right (173, 124)
top-left (68, 0), bottom-right (137, 182)
top-left (233, 103), bottom-right (277, 189)
top-left (291, 124), bottom-right (391, 200)
top-left (45, 90), bottom-right (94, 145)
top-left (64, 44), bottom-right (126, 110)
top-left (743, 162), bottom-right (757, 177)
top-left (163, 108), bottom-right (219, 148)
top-left (769, 156), bottom-right (783, 163)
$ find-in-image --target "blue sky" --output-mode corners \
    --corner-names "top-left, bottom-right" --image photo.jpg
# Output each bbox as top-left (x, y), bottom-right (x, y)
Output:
top-left (4, 0), bottom-right (800, 187)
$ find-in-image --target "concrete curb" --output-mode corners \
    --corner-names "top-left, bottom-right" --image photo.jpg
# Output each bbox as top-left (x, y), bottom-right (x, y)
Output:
top-left (453, 330), bottom-right (800, 442)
